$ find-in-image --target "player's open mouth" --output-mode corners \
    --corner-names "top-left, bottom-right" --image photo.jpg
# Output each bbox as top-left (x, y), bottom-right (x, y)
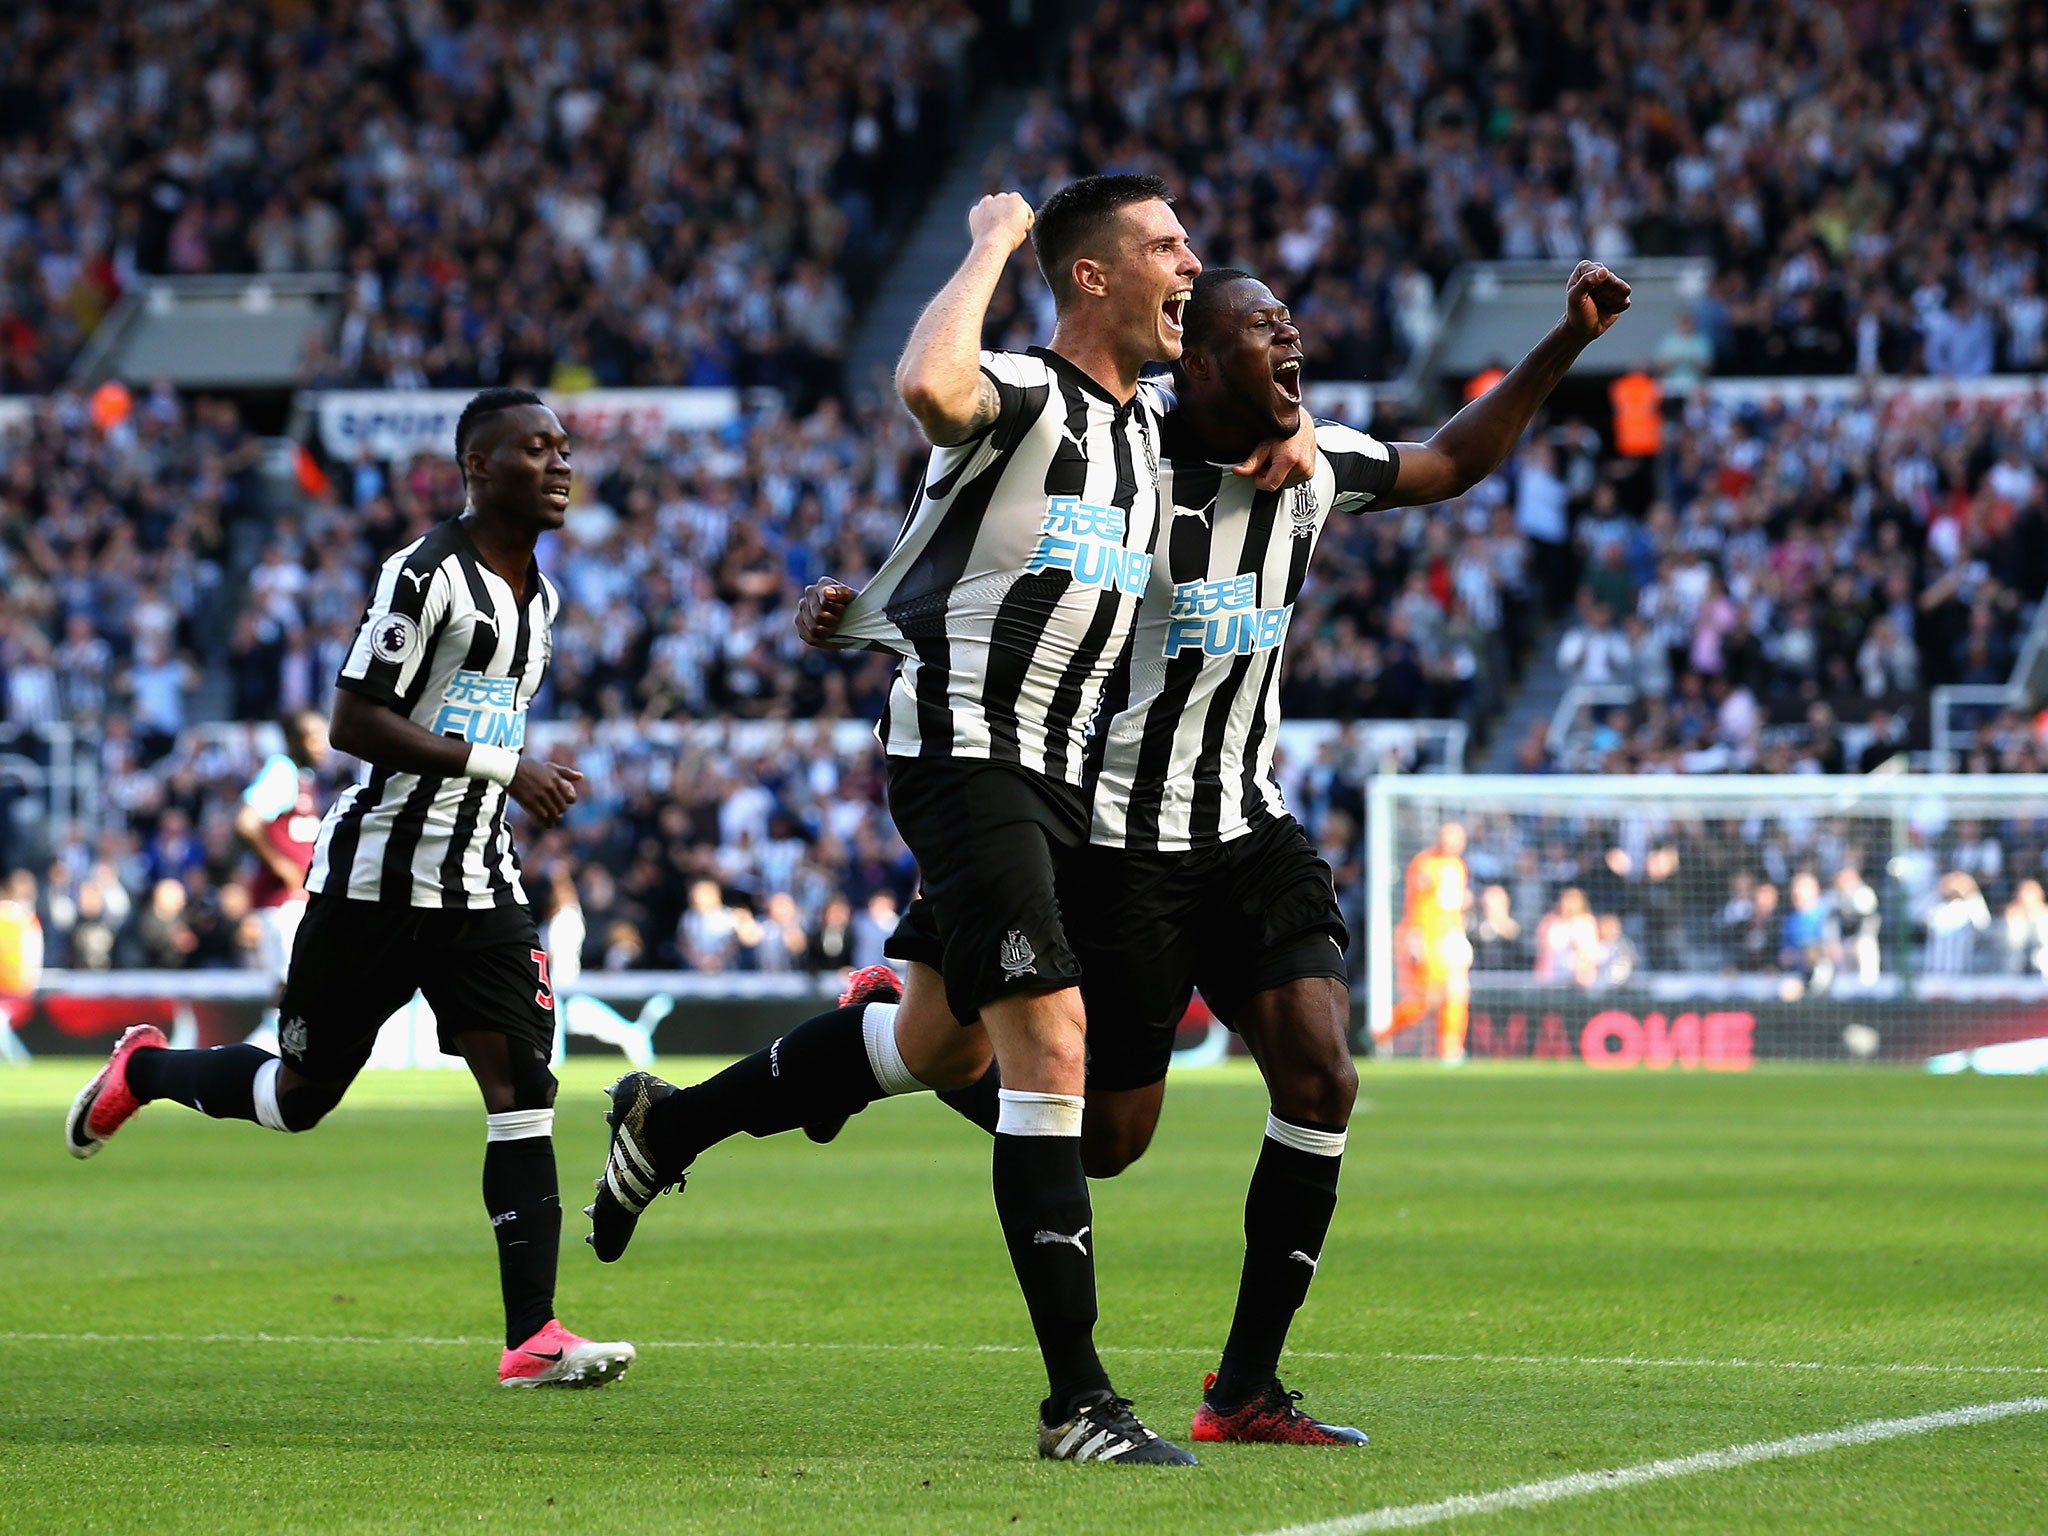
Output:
top-left (1273, 357), bottom-right (1302, 406)
top-left (1162, 290), bottom-right (1190, 336)
top-left (545, 485), bottom-right (571, 508)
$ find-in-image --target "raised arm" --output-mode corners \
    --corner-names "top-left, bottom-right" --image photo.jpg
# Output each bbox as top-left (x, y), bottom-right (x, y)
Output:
top-left (1382, 261), bottom-right (1631, 508)
top-left (894, 193), bottom-right (1035, 446)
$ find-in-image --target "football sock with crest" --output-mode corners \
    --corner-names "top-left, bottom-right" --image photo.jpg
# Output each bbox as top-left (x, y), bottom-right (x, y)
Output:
top-left (1209, 1112), bottom-right (1346, 1410)
top-left (484, 1111), bottom-right (561, 1348)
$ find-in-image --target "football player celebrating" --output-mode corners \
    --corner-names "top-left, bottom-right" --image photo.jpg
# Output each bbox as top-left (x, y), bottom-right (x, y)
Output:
top-left (789, 258), bottom-right (1629, 1446)
top-left (589, 176), bottom-right (1310, 1468)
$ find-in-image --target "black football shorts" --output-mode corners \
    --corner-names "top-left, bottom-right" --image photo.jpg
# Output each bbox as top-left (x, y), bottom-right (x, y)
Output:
top-left (882, 757), bottom-right (1091, 1023)
top-left (1065, 815), bottom-right (1350, 1091)
top-left (277, 892), bottom-right (556, 1081)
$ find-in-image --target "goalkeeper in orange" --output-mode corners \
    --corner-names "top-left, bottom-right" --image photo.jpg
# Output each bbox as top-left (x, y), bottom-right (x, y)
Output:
top-left (1385, 821), bottom-right (1474, 1062)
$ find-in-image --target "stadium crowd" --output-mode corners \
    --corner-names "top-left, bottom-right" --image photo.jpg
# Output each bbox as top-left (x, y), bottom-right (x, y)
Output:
top-left (1542, 384), bottom-right (2048, 772)
top-left (2, 381), bottom-right (1439, 977)
top-left (1, 0), bottom-right (988, 407)
top-left (7, 0), bottom-right (2048, 982)
top-left (983, 0), bottom-right (2047, 383)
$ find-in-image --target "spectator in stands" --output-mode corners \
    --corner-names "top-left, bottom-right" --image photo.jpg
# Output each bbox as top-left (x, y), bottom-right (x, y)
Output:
top-left (1470, 884), bottom-right (1525, 971)
top-left (1780, 872), bottom-right (1832, 988)
top-left (1924, 872), bottom-right (1992, 976)
top-left (1534, 888), bottom-right (1599, 986)
top-left (1832, 867), bottom-right (1883, 985)
top-left (1999, 880), bottom-right (2048, 978)
top-left (1556, 598), bottom-right (1631, 686)
top-left (678, 879), bottom-right (739, 975)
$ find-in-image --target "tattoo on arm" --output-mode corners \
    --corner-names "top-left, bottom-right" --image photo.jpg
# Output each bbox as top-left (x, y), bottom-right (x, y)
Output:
top-left (928, 375), bottom-right (1002, 447)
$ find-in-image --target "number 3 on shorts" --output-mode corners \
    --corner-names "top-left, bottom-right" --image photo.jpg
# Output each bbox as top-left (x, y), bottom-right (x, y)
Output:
top-left (530, 948), bottom-right (554, 1010)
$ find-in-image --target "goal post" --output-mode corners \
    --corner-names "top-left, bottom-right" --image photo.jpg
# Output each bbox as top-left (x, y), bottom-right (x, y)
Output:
top-left (1365, 773), bottom-right (2048, 1070)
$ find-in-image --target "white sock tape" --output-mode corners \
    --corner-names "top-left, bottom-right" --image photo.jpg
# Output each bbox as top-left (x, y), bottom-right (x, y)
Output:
top-left (252, 1057), bottom-right (289, 1133)
top-left (996, 1088), bottom-right (1085, 1138)
top-left (861, 1004), bottom-right (922, 1097)
top-left (1266, 1111), bottom-right (1347, 1157)
top-left (486, 1108), bottom-right (555, 1142)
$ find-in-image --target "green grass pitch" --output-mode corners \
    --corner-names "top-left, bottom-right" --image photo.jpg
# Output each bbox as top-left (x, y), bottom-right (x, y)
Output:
top-left (2, 1058), bottom-right (2043, 1534)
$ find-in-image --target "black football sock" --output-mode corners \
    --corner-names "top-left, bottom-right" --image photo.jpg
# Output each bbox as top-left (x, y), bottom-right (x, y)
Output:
top-left (648, 1005), bottom-right (890, 1166)
top-left (991, 1090), bottom-right (1112, 1419)
top-left (1210, 1112), bottom-right (1346, 1410)
top-left (937, 1059), bottom-right (1002, 1133)
top-left (484, 1112), bottom-right (562, 1349)
top-left (125, 1043), bottom-right (272, 1122)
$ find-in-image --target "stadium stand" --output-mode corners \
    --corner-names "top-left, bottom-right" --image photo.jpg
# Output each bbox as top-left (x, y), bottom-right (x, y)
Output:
top-left (980, 0), bottom-right (2048, 381)
top-left (4, 0), bottom-right (2048, 986)
top-left (0, 0), bottom-right (987, 407)
top-left (1545, 383), bottom-right (2048, 773)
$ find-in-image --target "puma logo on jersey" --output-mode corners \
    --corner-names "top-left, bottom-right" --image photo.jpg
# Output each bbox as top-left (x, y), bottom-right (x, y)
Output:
top-left (1288, 1249), bottom-right (1319, 1272)
top-left (399, 569), bottom-right (434, 595)
top-left (1034, 1226), bottom-right (1090, 1254)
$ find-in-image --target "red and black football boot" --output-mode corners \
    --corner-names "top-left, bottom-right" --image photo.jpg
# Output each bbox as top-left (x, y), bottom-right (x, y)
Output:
top-left (803, 965), bottom-right (906, 1144)
top-left (1189, 1372), bottom-right (1370, 1446)
top-left (65, 1023), bottom-right (167, 1159)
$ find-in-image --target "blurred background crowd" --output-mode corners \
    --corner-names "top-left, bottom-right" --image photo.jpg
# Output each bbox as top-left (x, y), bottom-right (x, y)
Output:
top-left (3, 0), bottom-right (2047, 983)
top-left (981, 0), bottom-right (2048, 382)
top-left (1441, 800), bottom-right (2048, 989)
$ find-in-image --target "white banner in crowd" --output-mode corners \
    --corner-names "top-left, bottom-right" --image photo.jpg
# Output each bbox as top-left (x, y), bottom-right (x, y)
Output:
top-left (307, 387), bottom-right (747, 462)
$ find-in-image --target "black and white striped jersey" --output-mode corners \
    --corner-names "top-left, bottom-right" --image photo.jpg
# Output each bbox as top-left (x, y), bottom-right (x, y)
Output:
top-left (1088, 416), bottom-right (1399, 852)
top-left (833, 348), bottom-right (1167, 787)
top-left (309, 519), bottom-right (556, 908)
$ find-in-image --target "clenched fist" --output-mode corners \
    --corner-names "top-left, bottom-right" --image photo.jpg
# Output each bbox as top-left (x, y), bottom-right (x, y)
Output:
top-left (795, 578), bottom-right (858, 647)
top-left (1564, 261), bottom-right (1631, 342)
top-left (968, 192), bottom-right (1034, 254)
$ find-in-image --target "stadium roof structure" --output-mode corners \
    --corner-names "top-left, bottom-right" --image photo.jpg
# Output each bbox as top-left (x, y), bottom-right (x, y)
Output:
top-left (69, 273), bottom-right (344, 390)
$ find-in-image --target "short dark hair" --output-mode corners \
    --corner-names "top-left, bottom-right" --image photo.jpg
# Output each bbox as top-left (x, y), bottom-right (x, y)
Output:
top-left (1182, 268), bottom-right (1258, 353)
top-left (454, 387), bottom-right (546, 472)
top-left (1032, 174), bottom-right (1175, 308)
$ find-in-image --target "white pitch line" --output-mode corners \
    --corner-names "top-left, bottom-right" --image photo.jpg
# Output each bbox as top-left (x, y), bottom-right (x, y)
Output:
top-left (1, 1332), bottom-right (2045, 1380)
top-left (1247, 1396), bottom-right (2048, 1536)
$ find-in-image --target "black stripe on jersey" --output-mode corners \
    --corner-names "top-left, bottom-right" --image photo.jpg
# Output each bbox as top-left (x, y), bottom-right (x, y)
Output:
top-left (1122, 468), bottom-right (1221, 852)
top-left (1037, 395), bottom-right (1144, 781)
top-left (318, 768), bottom-right (390, 899)
top-left (476, 576), bottom-right (537, 904)
top-left (1186, 487), bottom-right (1283, 844)
top-left (348, 534), bottom-right (446, 706)
top-left (888, 382), bottom-right (1054, 755)
top-left (1234, 501), bottom-right (1319, 833)
top-left (321, 553), bottom-right (460, 896)
top-left (980, 373), bottom-right (1090, 761)
top-left (379, 543), bottom-right (498, 898)
top-left (1322, 439), bottom-right (1402, 504)
top-left (427, 551), bottom-right (511, 903)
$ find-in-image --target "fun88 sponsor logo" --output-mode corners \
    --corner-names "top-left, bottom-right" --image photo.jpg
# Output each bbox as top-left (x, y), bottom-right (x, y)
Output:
top-left (1025, 498), bottom-right (1152, 595)
top-left (431, 670), bottom-right (527, 748)
top-left (1164, 573), bottom-right (1293, 658)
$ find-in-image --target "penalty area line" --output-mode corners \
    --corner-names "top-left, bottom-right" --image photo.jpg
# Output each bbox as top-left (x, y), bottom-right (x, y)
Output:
top-left (1244, 1396), bottom-right (2048, 1536)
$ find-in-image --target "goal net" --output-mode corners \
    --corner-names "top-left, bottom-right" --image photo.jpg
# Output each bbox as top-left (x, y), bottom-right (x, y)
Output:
top-left (1364, 774), bottom-right (2048, 1072)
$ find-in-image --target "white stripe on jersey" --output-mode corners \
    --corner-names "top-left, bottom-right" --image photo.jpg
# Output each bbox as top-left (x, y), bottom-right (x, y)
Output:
top-left (1090, 418), bottom-right (1398, 851)
top-left (308, 518), bottom-right (556, 908)
top-left (832, 348), bottom-right (1167, 787)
